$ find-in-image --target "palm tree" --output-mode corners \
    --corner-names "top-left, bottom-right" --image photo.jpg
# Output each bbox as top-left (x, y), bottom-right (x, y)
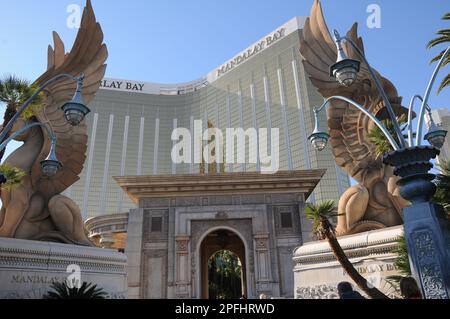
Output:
top-left (43, 281), bottom-right (107, 299)
top-left (427, 13), bottom-right (450, 94)
top-left (304, 200), bottom-right (389, 299)
top-left (0, 75), bottom-right (41, 163)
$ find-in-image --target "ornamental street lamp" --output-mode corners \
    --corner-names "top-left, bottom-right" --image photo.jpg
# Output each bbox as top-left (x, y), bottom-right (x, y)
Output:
top-left (61, 76), bottom-right (91, 126)
top-left (0, 122), bottom-right (62, 179)
top-left (330, 30), bottom-right (360, 87)
top-left (308, 31), bottom-right (450, 299)
top-left (0, 73), bottom-right (89, 184)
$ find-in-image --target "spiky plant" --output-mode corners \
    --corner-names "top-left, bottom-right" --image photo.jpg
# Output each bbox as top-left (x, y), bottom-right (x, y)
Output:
top-left (43, 281), bottom-right (107, 299)
top-left (433, 160), bottom-right (450, 214)
top-left (0, 75), bottom-right (43, 162)
top-left (367, 114), bottom-right (407, 159)
top-left (393, 234), bottom-right (411, 276)
top-left (427, 13), bottom-right (450, 94)
top-left (0, 163), bottom-right (26, 191)
top-left (305, 200), bottom-right (389, 299)
top-left (386, 232), bottom-right (412, 296)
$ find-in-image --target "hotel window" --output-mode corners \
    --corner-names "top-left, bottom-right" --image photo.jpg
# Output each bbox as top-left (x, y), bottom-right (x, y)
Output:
top-left (151, 217), bottom-right (163, 232)
top-left (280, 212), bottom-right (293, 229)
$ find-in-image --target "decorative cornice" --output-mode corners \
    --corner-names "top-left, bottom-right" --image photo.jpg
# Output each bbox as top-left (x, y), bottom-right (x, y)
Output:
top-left (114, 170), bottom-right (325, 204)
top-left (0, 238), bottom-right (127, 274)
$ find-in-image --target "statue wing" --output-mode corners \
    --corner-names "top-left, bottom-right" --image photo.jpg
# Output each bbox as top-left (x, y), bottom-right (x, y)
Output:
top-left (300, 0), bottom-right (400, 183)
top-left (31, 0), bottom-right (107, 197)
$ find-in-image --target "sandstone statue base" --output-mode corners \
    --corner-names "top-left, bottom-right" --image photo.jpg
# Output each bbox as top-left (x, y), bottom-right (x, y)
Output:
top-left (0, 237), bottom-right (127, 299)
top-left (293, 226), bottom-right (403, 299)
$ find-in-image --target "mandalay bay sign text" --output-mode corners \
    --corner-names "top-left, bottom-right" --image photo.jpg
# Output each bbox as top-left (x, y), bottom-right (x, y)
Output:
top-left (216, 28), bottom-right (286, 77)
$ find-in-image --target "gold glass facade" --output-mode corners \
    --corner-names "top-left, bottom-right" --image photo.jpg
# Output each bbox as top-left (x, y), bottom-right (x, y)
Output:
top-left (67, 19), bottom-right (350, 219)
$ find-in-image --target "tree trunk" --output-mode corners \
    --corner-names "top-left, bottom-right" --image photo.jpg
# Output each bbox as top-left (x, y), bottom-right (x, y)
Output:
top-left (322, 219), bottom-right (389, 299)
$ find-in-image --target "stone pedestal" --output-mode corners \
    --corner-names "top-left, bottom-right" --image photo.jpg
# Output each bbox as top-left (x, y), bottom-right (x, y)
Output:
top-left (0, 237), bottom-right (127, 299)
top-left (293, 226), bottom-right (403, 299)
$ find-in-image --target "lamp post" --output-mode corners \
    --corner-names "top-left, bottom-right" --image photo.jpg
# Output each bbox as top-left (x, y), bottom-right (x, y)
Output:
top-left (0, 122), bottom-right (61, 178)
top-left (0, 73), bottom-right (90, 184)
top-left (308, 31), bottom-right (450, 299)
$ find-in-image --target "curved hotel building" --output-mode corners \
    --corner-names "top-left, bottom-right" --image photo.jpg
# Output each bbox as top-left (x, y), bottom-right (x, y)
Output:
top-left (68, 17), bottom-right (350, 220)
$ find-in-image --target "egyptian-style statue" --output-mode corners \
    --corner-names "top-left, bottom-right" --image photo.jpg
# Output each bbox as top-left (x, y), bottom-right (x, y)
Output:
top-left (0, 0), bottom-right (107, 245)
top-left (300, 0), bottom-right (409, 235)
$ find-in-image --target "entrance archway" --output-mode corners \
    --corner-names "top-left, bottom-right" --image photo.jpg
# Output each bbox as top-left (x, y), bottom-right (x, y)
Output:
top-left (200, 229), bottom-right (247, 299)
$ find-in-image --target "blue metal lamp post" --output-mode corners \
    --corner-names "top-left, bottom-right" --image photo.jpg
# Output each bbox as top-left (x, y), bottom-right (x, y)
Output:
top-left (308, 30), bottom-right (450, 299)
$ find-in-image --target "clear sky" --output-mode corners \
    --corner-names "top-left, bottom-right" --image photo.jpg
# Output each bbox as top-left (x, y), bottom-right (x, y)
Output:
top-left (0, 0), bottom-right (449, 159)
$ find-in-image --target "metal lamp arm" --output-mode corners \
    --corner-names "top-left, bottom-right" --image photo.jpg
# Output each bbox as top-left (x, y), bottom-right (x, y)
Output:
top-left (407, 95), bottom-right (433, 147)
top-left (416, 46), bottom-right (450, 146)
top-left (0, 122), bottom-right (56, 153)
top-left (340, 35), bottom-right (407, 148)
top-left (316, 95), bottom-right (400, 150)
top-left (0, 73), bottom-right (82, 143)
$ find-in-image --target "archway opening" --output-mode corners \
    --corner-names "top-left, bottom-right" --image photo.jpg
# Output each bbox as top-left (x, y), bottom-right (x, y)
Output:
top-left (208, 250), bottom-right (242, 299)
top-left (200, 229), bottom-right (246, 299)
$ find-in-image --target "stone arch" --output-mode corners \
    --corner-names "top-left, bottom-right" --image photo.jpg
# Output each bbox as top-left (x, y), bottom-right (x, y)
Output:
top-left (196, 226), bottom-right (251, 299)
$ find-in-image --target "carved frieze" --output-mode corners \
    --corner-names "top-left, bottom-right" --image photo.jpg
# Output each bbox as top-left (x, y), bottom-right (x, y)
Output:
top-left (412, 231), bottom-right (448, 299)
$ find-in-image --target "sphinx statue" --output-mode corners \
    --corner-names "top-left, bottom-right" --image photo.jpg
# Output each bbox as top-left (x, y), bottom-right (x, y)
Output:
top-left (300, 0), bottom-right (409, 235)
top-left (0, 0), bottom-right (107, 245)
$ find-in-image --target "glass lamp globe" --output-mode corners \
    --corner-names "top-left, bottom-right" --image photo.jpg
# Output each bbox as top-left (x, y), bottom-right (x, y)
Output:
top-left (424, 125), bottom-right (447, 149)
top-left (40, 159), bottom-right (62, 177)
top-left (62, 101), bottom-right (90, 126)
top-left (330, 59), bottom-right (361, 87)
top-left (308, 131), bottom-right (330, 151)
top-left (40, 142), bottom-right (62, 177)
top-left (61, 79), bottom-right (90, 126)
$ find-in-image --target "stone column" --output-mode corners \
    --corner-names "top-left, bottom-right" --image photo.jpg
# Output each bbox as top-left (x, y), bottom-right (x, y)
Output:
top-left (126, 208), bottom-right (144, 299)
top-left (175, 235), bottom-right (191, 298)
top-left (99, 233), bottom-right (115, 249)
top-left (253, 233), bottom-right (272, 296)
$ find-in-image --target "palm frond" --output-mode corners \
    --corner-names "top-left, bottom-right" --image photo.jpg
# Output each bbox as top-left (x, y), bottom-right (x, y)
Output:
top-left (0, 163), bottom-right (26, 191)
top-left (437, 73), bottom-right (450, 93)
top-left (0, 75), bottom-right (31, 106)
top-left (304, 200), bottom-right (336, 238)
top-left (43, 281), bottom-right (107, 299)
top-left (427, 14), bottom-right (449, 94)
top-left (427, 35), bottom-right (450, 49)
top-left (429, 49), bottom-right (450, 65)
top-left (392, 234), bottom-right (411, 276)
top-left (368, 114), bottom-right (407, 158)
top-left (433, 160), bottom-right (450, 212)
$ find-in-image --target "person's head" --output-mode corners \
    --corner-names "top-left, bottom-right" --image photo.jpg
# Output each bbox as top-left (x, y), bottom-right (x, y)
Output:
top-left (337, 281), bottom-right (354, 297)
top-left (400, 277), bottom-right (422, 299)
top-left (259, 293), bottom-right (267, 299)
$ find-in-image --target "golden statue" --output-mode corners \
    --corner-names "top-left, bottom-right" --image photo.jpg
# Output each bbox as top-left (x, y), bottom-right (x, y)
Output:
top-left (0, 0), bottom-right (107, 245)
top-left (199, 120), bottom-right (225, 174)
top-left (300, 0), bottom-right (409, 235)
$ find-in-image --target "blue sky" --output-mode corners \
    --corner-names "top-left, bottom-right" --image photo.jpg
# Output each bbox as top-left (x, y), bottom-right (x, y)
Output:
top-left (0, 0), bottom-right (449, 159)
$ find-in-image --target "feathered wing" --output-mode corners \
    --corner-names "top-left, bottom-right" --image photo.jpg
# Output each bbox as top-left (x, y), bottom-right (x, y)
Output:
top-left (300, 0), bottom-right (398, 184)
top-left (31, 0), bottom-right (107, 198)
